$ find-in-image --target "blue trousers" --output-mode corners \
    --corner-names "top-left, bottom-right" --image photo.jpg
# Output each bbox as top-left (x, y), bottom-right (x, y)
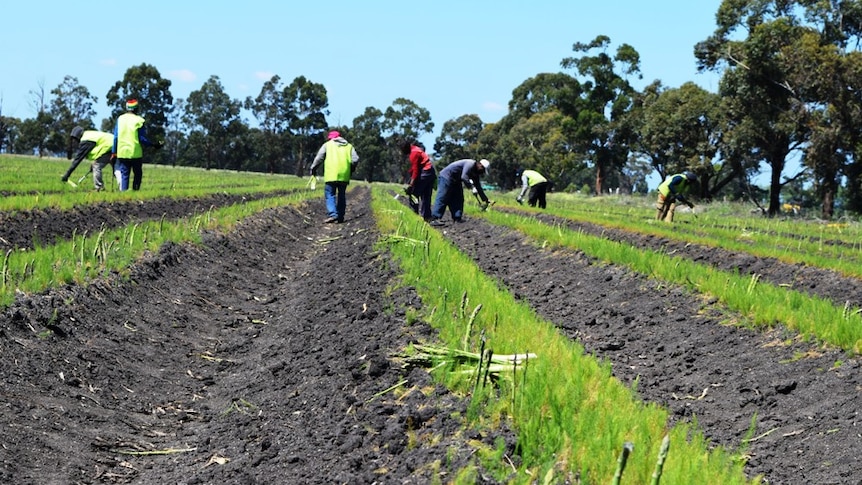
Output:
top-left (325, 181), bottom-right (348, 221)
top-left (431, 175), bottom-right (464, 221)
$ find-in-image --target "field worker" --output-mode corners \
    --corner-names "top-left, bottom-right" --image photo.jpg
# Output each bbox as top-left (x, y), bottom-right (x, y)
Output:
top-left (309, 130), bottom-right (360, 223)
top-left (63, 126), bottom-right (115, 191)
top-left (516, 169), bottom-right (549, 208)
top-left (429, 158), bottom-right (491, 226)
top-left (656, 171), bottom-right (697, 222)
top-left (112, 99), bottom-right (160, 191)
top-left (399, 138), bottom-right (436, 221)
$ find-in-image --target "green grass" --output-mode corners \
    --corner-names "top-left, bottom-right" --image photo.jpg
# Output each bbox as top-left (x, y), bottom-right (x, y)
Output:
top-left (476, 207), bottom-right (862, 354)
top-left (373, 188), bottom-right (756, 484)
top-left (0, 193), bottom-right (313, 307)
top-left (0, 154), bottom-right (307, 211)
top-left (490, 189), bottom-right (862, 281)
top-left (0, 153), bottom-right (323, 308)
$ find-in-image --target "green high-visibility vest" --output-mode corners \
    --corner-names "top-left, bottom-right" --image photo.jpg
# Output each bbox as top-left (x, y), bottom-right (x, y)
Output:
top-left (323, 140), bottom-right (353, 182)
top-left (81, 131), bottom-right (114, 160)
top-left (523, 170), bottom-right (547, 186)
top-left (658, 173), bottom-right (690, 196)
top-left (116, 112), bottom-right (145, 158)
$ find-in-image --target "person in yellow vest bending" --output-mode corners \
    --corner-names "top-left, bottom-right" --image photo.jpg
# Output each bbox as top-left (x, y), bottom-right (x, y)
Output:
top-left (63, 126), bottom-right (115, 191)
top-left (111, 99), bottom-right (160, 191)
top-left (309, 130), bottom-right (360, 223)
top-left (656, 171), bottom-right (697, 222)
top-left (516, 169), bottom-right (549, 208)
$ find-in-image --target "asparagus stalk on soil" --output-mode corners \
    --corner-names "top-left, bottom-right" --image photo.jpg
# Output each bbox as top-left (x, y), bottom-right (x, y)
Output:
top-left (650, 434), bottom-right (670, 485)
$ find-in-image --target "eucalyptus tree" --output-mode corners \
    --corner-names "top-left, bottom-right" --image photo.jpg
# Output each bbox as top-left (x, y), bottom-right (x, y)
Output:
top-left (382, 98), bottom-right (434, 182)
top-left (351, 107), bottom-right (386, 182)
top-left (560, 35), bottom-right (641, 195)
top-left (49, 75), bottom-right (99, 157)
top-left (483, 73), bottom-right (584, 190)
top-left (16, 115), bottom-right (54, 157)
top-left (779, 3), bottom-right (862, 217)
top-left (835, 51), bottom-right (862, 213)
top-left (696, 2), bottom-right (814, 216)
top-left (0, 115), bottom-right (20, 154)
top-left (283, 76), bottom-right (329, 176)
top-left (182, 75), bottom-right (242, 170)
top-left (781, 31), bottom-right (850, 218)
top-left (162, 98), bottom-right (188, 167)
top-left (24, 81), bottom-right (55, 157)
top-left (106, 63), bottom-right (174, 145)
top-left (245, 75), bottom-right (287, 173)
top-left (499, 110), bottom-right (585, 191)
top-left (632, 81), bottom-right (728, 199)
top-left (0, 100), bottom-right (12, 153)
top-left (433, 114), bottom-right (484, 165)
top-left (504, 72), bottom-right (583, 130)
top-left (222, 118), bottom-right (256, 172)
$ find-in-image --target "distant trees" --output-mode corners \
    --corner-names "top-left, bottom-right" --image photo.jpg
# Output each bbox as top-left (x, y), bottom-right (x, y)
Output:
top-left (8, 1), bottom-right (862, 218)
top-left (560, 36), bottom-right (641, 195)
top-left (50, 75), bottom-right (98, 157)
top-left (696, 0), bottom-right (862, 217)
top-left (351, 107), bottom-right (387, 182)
top-left (434, 114), bottom-right (484, 167)
top-left (183, 75), bottom-right (242, 170)
top-left (631, 81), bottom-right (727, 199)
top-left (105, 63), bottom-right (173, 142)
top-left (245, 75), bottom-right (290, 174)
top-left (283, 76), bottom-right (329, 176)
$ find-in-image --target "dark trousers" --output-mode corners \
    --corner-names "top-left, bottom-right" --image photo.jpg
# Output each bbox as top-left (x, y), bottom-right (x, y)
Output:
top-left (414, 168), bottom-right (436, 220)
top-left (528, 182), bottom-right (548, 208)
top-left (130, 158), bottom-right (143, 190)
top-left (431, 175), bottom-right (465, 221)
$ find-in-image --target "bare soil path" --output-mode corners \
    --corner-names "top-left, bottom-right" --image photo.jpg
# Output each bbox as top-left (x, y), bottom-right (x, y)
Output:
top-left (0, 187), bottom-right (507, 484)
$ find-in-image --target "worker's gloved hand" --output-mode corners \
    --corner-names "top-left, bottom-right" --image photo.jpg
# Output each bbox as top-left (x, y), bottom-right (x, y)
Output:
top-left (404, 185), bottom-right (413, 196)
top-left (516, 196), bottom-right (523, 205)
top-left (471, 187), bottom-right (478, 195)
top-left (110, 153), bottom-right (117, 161)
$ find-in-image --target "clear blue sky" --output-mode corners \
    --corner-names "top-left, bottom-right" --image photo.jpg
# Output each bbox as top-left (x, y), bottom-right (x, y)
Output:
top-left (1, 0), bottom-right (722, 165)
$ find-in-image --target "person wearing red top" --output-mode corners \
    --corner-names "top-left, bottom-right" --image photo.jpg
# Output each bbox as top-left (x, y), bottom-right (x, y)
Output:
top-left (399, 139), bottom-right (437, 221)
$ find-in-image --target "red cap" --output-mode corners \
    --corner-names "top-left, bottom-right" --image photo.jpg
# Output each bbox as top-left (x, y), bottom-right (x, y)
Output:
top-left (327, 130), bottom-right (340, 139)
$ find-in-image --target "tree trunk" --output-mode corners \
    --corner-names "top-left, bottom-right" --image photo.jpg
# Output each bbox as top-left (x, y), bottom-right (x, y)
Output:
top-left (843, 160), bottom-right (862, 213)
top-left (766, 145), bottom-right (789, 217)
top-left (768, 165), bottom-right (782, 217)
top-left (821, 189), bottom-right (835, 220)
top-left (595, 160), bottom-right (605, 196)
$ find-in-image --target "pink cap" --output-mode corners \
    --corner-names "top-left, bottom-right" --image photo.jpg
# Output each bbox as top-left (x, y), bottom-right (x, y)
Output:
top-left (327, 131), bottom-right (340, 139)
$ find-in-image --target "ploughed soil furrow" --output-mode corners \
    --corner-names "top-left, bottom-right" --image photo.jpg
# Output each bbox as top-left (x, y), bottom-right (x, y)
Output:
top-left (508, 208), bottom-right (862, 309)
top-left (0, 190), bottom-right (294, 252)
top-left (431, 216), bottom-right (862, 485)
top-left (0, 187), bottom-right (511, 484)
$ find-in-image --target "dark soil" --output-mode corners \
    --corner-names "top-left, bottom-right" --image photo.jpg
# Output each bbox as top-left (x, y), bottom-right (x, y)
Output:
top-left (512, 209), bottom-right (862, 308)
top-left (0, 191), bottom-right (292, 252)
top-left (1, 189), bottom-right (861, 484)
top-left (432, 210), bottom-right (862, 485)
top-left (0, 187), bottom-right (510, 485)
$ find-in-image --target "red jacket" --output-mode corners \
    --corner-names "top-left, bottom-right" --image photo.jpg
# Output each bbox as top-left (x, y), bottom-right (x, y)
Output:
top-left (408, 145), bottom-right (433, 184)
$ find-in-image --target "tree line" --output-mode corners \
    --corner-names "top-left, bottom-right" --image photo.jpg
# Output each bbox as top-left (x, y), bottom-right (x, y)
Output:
top-left (2, 0), bottom-right (861, 219)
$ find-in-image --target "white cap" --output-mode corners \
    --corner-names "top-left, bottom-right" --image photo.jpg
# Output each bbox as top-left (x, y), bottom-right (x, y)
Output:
top-left (479, 159), bottom-right (490, 173)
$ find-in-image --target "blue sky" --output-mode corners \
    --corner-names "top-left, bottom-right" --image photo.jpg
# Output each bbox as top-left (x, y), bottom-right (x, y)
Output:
top-left (1, 0), bottom-right (722, 168)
